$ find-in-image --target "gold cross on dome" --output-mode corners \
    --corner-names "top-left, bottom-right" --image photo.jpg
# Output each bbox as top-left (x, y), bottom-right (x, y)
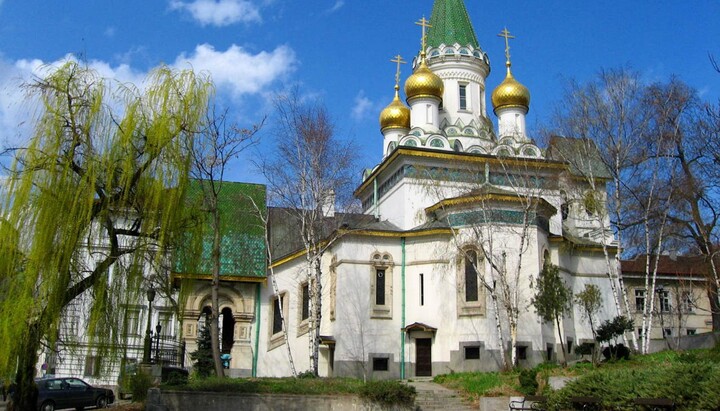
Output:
top-left (390, 54), bottom-right (406, 87)
top-left (415, 16), bottom-right (432, 52)
top-left (497, 27), bottom-right (515, 62)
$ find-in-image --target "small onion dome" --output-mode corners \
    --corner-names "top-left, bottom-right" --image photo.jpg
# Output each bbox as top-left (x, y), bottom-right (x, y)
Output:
top-left (379, 86), bottom-right (411, 132)
top-left (404, 57), bottom-right (444, 102)
top-left (491, 63), bottom-right (530, 113)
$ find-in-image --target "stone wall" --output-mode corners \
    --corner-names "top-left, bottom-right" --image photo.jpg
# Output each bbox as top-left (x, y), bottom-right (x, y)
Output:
top-left (145, 389), bottom-right (414, 411)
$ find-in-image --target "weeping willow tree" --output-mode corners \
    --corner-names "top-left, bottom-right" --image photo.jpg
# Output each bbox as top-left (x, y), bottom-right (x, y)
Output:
top-left (0, 61), bottom-right (212, 409)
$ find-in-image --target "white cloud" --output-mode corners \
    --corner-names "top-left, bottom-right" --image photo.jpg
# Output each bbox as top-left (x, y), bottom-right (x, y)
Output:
top-left (0, 55), bottom-right (147, 149)
top-left (169, 0), bottom-right (262, 26)
top-left (173, 43), bottom-right (297, 96)
top-left (0, 44), bottom-right (296, 148)
top-left (351, 90), bottom-right (377, 121)
top-left (325, 1), bottom-right (344, 14)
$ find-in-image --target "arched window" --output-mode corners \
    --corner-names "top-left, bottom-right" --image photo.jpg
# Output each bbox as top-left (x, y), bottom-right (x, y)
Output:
top-left (465, 250), bottom-right (479, 302)
top-left (453, 140), bottom-right (463, 152)
top-left (370, 253), bottom-right (394, 318)
top-left (221, 307), bottom-right (234, 353)
top-left (457, 248), bottom-right (485, 316)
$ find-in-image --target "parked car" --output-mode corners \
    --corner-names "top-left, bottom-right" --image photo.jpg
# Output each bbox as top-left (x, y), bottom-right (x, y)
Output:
top-left (36, 377), bottom-right (114, 411)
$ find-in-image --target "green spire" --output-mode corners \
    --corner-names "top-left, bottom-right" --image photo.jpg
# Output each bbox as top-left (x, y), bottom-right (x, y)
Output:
top-left (427, 0), bottom-right (480, 49)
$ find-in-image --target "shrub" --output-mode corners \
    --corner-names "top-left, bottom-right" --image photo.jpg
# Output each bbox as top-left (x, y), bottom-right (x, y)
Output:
top-left (545, 360), bottom-right (720, 410)
top-left (129, 370), bottom-right (154, 403)
top-left (164, 371), bottom-right (188, 386)
top-left (359, 380), bottom-right (416, 406)
top-left (518, 369), bottom-right (538, 396)
top-left (574, 342), bottom-right (594, 357)
top-left (297, 370), bottom-right (317, 379)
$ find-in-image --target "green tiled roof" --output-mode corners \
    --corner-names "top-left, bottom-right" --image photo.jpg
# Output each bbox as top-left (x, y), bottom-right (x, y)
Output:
top-left (174, 180), bottom-right (267, 280)
top-left (427, 0), bottom-right (480, 49)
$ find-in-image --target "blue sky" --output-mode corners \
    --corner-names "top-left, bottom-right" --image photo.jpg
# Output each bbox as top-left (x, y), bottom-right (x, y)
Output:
top-left (1, 0), bottom-right (719, 181)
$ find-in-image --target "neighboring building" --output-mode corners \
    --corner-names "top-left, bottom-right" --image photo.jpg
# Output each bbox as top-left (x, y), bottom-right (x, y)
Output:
top-left (253, 0), bottom-right (620, 379)
top-left (621, 255), bottom-right (714, 342)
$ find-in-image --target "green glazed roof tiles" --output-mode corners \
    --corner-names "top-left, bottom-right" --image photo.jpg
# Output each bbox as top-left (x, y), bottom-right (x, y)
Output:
top-left (427, 0), bottom-right (480, 49)
top-left (174, 180), bottom-right (267, 279)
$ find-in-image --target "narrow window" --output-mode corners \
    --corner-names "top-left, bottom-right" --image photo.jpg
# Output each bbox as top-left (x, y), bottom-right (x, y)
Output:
top-left (301, 283), bottom-right (310, 321)
top-left (83, 356), bottom-right (101, 377)
top-left (516, 345), bottom-right (527, 360)
top-left (419, 273), bottom-right (424, 306)
top-left (465, 251), bottom-right (478, 302)
top-left (372, 357), bottom-right (389, 371)
top-left (658, 290), bottom-right (671, 312)
top-left (376, 269), bottom-right (386, 305)
top-left (635, 289), bottom-right (646, 312)
top-left (272, 296), bottom-right (283, 335)
top-left (546, 345), bottom-right (554, 361)
top-left (459, 84), bottom-right (467, 110)
top-left (664, 328), bottom-right (672, 337)
top-left (464, 346), bottom-right (480, 360)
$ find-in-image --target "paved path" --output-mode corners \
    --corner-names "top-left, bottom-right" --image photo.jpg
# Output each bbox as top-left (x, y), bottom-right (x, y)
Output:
top-left (406, 378), bottom-right (476, 411)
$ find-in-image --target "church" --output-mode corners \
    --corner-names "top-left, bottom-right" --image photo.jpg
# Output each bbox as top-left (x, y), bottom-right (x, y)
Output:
top-left (42, 0), bottom-right (620, 384)
top-left (243, 0), bottom-right (618, 378)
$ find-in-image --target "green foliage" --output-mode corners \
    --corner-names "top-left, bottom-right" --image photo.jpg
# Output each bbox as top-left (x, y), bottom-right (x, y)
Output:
top-left (164, 371), bottom-right (189, 386)
top-left (574, 342), bottom-right (595, 357)
top-left (129, 370), bottom-right (154, 403)
top-left (434, 371), bottom-right (512, 398)
top-left (0, 60), bottom-right (212, 391)
top-left (595, 315), bottom-right (634, 344)
top-left (359, 380), bottom-right (416, 406)
top-left (518, 369), bottom-right (539, 396)
top-left (190, 324), bottom-right (214, 378)
top-left (545, 361), bottom-right (720, 410)
top-left (297, 370), bottom-right (318, 379)
top-left (532, 263), bottom-right (572, 323)
top-left (575, 284), bottom-right (602, 336)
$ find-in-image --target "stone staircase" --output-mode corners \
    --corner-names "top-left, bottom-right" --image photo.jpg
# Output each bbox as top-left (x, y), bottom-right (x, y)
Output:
top-left (406, 378), bottom-right (476, 411)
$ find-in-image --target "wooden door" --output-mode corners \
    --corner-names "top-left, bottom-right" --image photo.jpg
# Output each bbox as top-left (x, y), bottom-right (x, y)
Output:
top-left (415, 338), bottom-right (432, 376)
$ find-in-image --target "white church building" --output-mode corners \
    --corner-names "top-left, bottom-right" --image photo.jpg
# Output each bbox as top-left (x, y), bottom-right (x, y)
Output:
top-left (251, 0), bottom-right (618, 379)
top-left (38, 0), bottom-right (621, 384)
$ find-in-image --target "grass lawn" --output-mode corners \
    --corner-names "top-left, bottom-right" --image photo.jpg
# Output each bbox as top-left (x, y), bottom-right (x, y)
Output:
top-left (432, 347), bottom-right (720, 410)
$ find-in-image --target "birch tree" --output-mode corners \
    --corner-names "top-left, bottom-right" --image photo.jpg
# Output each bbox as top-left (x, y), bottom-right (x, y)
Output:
top-left (546, 68), bottom-right (657, 351)
top-left (426, 157), bottom-right (553, 369)
top-left (0, 62), bottom-right (211, 409)
top-left (259, 90), bottom-right (357, 376)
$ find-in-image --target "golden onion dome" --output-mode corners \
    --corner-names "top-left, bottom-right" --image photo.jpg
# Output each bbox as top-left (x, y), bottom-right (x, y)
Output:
top-left (404, 56), bottom-right (444, 102)
top-left (491, 63), bottom-right (530, 113)
top-left (379, 86), bottom-right (411, 132)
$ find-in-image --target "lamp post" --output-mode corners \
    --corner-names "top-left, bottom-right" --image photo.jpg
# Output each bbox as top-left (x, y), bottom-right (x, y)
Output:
top-left (143, 288), bottom-right (156, 363)
top-left (155, 324), bottom-right (162, 364)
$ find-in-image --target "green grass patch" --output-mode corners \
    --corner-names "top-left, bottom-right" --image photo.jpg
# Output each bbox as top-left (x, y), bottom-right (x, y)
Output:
top-left (434, 371), bottom-right (517, 399)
